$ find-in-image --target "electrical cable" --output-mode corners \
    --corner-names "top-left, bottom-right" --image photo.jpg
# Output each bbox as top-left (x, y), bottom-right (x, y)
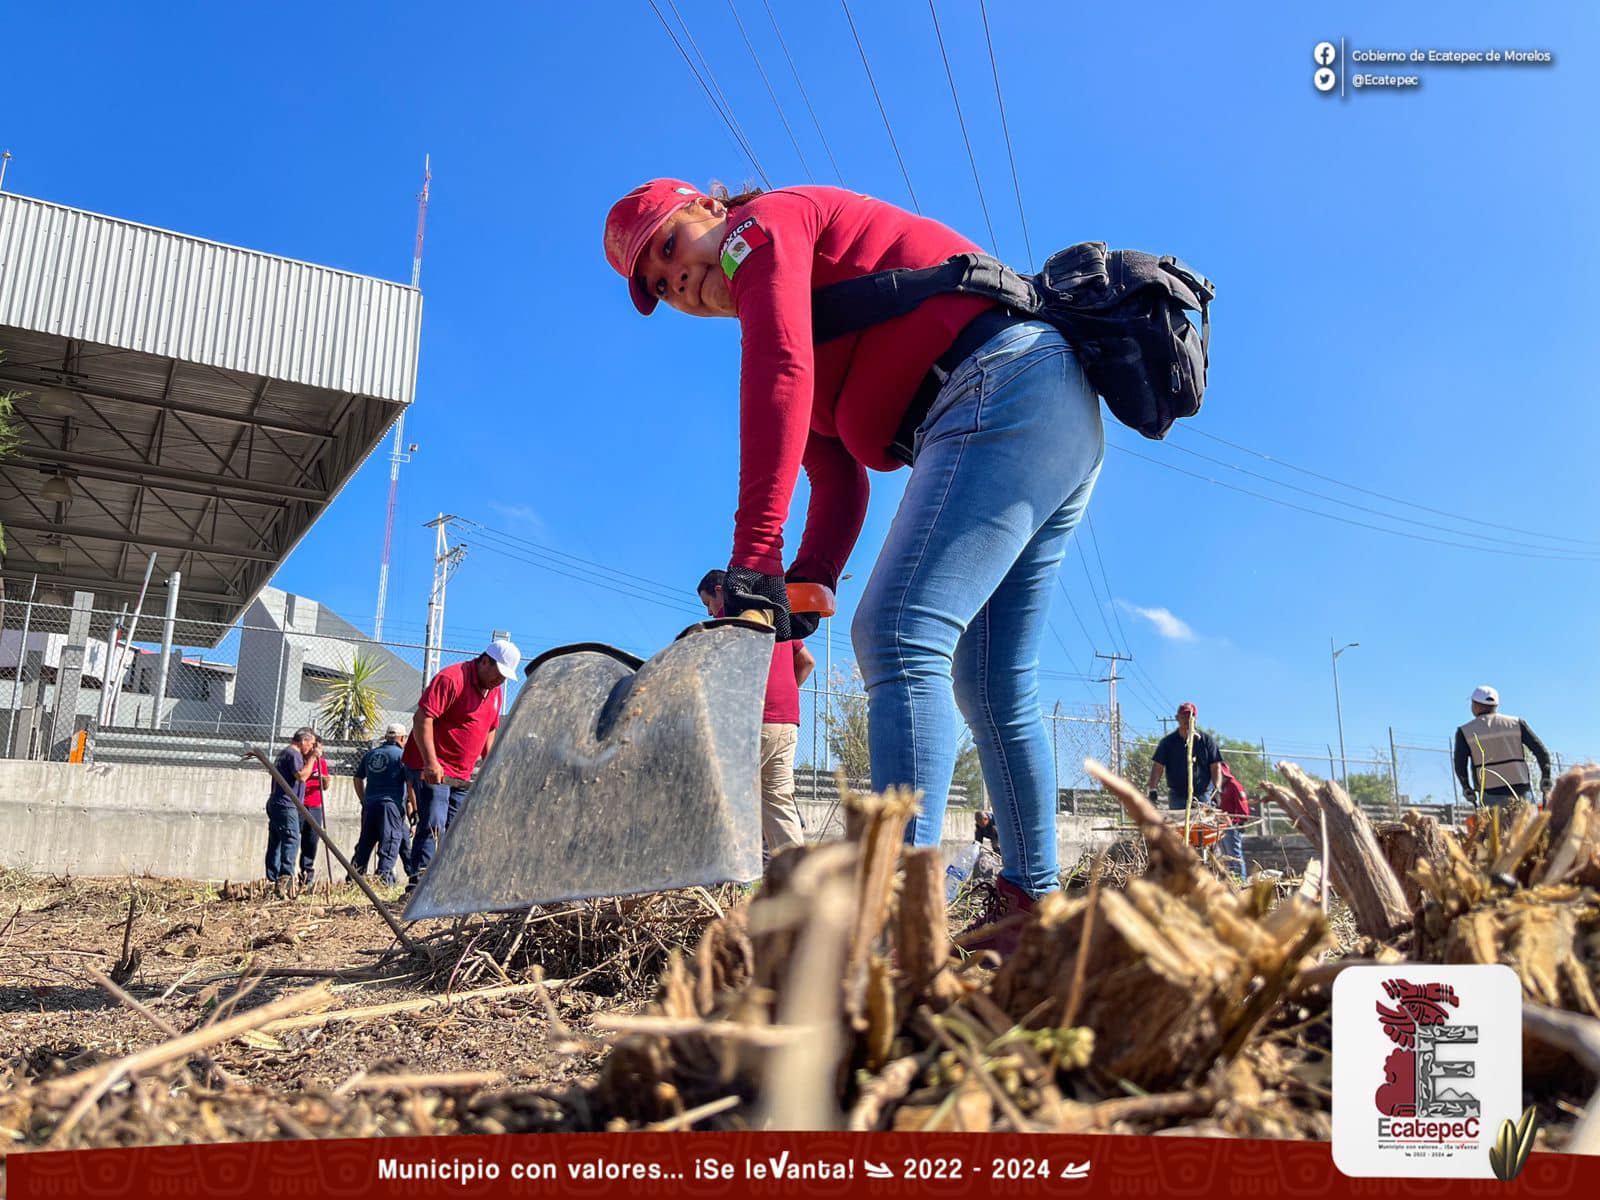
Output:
top-left (1084, 516), bottom-right (1133, 651)
top-left (761, 0), bottom-right (846, 185)
top-left (977, 0), bottom-right (1034, 270)
top-left (726, 0), bottom-right (813, 181)
top-left (1074, 538), bottom-right (1122, 650)
top-left (645, 0), bottom-right (771, 187)
top-left (1160, 434), bottom-right (1600, 557)
top-left (1108, 441), bottom-right (1600, 563)
top-left (839, 0), bottom-right (920, 212)
top-left (462, 520), bottom-right (699, 602)
top-left (1178, 426), bottom-right (1600, 550)
top-left (926, 0), bottom-right (999, 255)
top-left (460, 526), bottom-right (706, 618)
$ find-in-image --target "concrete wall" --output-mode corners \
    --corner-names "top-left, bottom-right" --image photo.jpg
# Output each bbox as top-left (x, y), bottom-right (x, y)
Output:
top-left (0, 760), bottom-right (1128, 885)
top-left (793, 799), bottom-right (1123, 871)
top-left (0, 760), bottom-right (360, 881)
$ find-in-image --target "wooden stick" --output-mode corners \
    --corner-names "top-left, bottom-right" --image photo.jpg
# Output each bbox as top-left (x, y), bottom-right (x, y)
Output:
top-left (257, 979), bottom-right (559, 1035)
top-left (241, 747), bottom-right (429, 960)
top-left (343, 1070), bottom-right (507, 1093)
top-left (922, 1009), bottom-right (1035, 1133)
top-left (82, 966), bottom-right (238, 1087)
top-left (847, 1050), bottom-right (935, 1131)
top-left (1060, 855), bottom-right (1104, 1030)
top-left (591, 1014), bottom-right (805, 1047)
top-left (645, 1094), bottom-right (741, 1131)
top-left (42, 984), bottom-right (333, 1143)
top-left (1068, 1087), bottom-right (1214, 1130)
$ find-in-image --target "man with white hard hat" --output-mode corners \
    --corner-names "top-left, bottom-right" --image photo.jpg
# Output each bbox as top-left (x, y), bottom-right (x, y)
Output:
top-left (401, 638), bottom-right (521, 894)
top-left (1453, 685), bottom-right (1553, 808)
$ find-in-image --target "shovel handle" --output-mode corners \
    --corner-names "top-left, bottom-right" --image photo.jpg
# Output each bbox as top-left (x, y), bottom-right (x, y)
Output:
top-left (786, 581), bottom-right (836, 617)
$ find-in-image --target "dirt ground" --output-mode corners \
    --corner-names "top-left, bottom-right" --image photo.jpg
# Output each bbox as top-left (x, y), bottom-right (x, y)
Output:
top-left (0, 867), bottom-right (723, 1150)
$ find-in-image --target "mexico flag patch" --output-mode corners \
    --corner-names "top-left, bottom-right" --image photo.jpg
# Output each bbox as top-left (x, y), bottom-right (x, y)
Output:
top-left (720, 218), bottom-right (771, 279)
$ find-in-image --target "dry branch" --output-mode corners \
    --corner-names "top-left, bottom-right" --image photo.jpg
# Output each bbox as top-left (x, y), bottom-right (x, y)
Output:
top-left (1261, 763), bottom-right (1410, 940)
top-left (257, 980), bottom-right (558, 1035)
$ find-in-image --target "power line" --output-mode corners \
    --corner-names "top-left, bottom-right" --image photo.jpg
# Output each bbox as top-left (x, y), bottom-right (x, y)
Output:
top-left (1162, 434), bottom-right (1600, 557)
top-left (1074, 539), bottom-right (1123, 651)
top-left (726, 0), bottom-right (812, 181)
top-left (761, 0), bottom-right (845, 185)
top-left (460, 521), bottom-right (707, 617)
top-left (1076, 515), bottom-right (1176, 712)
top-left (1084, 516), bottom-right (1132, 650)
top-left (1131, 659), bottom-right (1177, 716)
top-left (839, 0), bottom-right (920, 212)
top-left (645, 0), bottom-right (771, 187)
top-left (1054, 578), bottom-right (1100, 659)
top-left (465, 536), bottom-right (705, 620)
top-left (926, 0), bottom-right (999, 255)
top-left (1180, 426), bottom-right (1600, 550)
top-left (466, 524), bottom-right (703, 611)
top-left (1109, 440), bottom-right (1600, 564)
top-left (978, 0), bottom-right (1034, 270)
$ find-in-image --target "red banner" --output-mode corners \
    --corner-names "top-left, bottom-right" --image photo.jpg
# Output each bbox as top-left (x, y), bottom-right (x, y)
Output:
top-left (5, 1133), bottom-right (1588, 1198)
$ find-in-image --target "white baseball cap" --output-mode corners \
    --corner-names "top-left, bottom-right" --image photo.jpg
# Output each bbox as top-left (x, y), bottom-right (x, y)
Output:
top-left (483, 638), bottom-right (522, 681)
top-left (1471, 685), bottom-right (1499, 706)
top-left (384, 721), bottom-right (408, 738)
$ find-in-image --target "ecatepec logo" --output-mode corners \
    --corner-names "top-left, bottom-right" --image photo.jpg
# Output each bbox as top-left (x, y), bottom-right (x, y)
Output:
top-left (1374, 979), bottom-right (1478, 1120)
top-left (1333, 964), bottom-right (1521, 1178)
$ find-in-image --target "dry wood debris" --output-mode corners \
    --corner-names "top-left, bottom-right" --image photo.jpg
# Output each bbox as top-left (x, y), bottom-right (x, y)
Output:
top-left (5, 762), bottom-right (1600, 1150)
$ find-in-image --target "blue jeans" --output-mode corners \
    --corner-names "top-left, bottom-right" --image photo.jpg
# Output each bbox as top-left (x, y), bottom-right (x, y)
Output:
top-left (1167, 785), bottom-right (1216, 811)
top-left (353, 794), bottom-right (406, 884)
top-left (854, 320), bottom-right (1103, 897)
top-left (298, 804), bottom-right (326, 880)
top-left (265, 802), bottom-right (300, 881)
top-left (1220, 824), bottom-right (1246, 878)
top-left (405, 769), bottom-right (470, 879)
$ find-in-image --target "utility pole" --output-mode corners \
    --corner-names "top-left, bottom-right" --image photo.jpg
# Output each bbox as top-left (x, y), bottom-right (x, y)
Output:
top-left (373, 155), bottom-right (430, 639)
top-left (1330, 638), bottom-right (1358, 791)
top-left (1094, 652), bottom-right (1133, 776)
top-left (422, 514), bottom-right (467, 681)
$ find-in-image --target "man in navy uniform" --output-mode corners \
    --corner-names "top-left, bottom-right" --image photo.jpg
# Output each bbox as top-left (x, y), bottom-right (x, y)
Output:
top-left (351, 722), bottom-right (412, 888)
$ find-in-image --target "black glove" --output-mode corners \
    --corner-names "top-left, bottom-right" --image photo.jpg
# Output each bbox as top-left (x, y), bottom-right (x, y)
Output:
top-left (783, 569), bottom-right (835, 641)
top-left (1146, 789), bottom-right (1159, 804)
top-left (722, 566), bottom-right (792, 641)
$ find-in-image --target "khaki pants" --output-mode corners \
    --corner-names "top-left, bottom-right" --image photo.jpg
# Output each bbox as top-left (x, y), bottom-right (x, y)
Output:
top-left (759, 723), bottom-right (806, 854)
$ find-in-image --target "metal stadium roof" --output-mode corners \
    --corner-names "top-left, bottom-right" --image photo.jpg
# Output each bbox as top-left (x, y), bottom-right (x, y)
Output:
top-left (0, 190), bottom-right (421, 644)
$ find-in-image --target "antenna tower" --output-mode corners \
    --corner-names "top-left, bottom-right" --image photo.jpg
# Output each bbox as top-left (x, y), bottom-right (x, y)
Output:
top-left (373, 154), bottom-right (430, 639)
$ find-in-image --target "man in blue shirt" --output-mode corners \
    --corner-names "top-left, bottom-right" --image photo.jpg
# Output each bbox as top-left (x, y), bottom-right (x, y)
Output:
top-left (267, 727), bottom-right (319, 896)
top-left (351, 722), bottom-right (412, 888)
top-left (1146, 702), bottom-right (1224, 810)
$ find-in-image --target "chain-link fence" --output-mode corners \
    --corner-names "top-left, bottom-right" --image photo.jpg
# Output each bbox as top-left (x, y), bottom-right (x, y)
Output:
top-left (789, 669), bottom-right (1597, 829)
top-left (0, 596), bottom-right (512, 769)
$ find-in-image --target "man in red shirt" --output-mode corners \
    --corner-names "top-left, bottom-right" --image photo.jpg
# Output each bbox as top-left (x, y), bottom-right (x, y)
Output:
top-left (297, 733), bottom-right (331, 887)
top-left (698, 569), bottom-right (813, 857)
top-left (401, 638), bottom-right (520, 891)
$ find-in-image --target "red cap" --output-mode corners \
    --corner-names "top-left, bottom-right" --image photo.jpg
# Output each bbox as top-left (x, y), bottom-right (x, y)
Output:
top-left (1177, 702), bottom-right (1197, 717)
top-left (603, 179), bottom-right (704, 315)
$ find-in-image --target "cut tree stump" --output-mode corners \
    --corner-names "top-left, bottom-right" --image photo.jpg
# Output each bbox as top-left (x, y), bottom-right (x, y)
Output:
top-left (1260, 763), bottom-right (1411, 941)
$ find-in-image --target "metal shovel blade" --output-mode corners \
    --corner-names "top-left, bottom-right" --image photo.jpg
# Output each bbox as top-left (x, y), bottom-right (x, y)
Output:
top-left (401, 620), bottom-right (773, 919)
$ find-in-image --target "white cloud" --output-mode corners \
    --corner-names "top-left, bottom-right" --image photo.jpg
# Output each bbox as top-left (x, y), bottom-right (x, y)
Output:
top-left (1125, 603), bottom-right (1196, 642)
top-left (488, 501), bottom-right (546, 536)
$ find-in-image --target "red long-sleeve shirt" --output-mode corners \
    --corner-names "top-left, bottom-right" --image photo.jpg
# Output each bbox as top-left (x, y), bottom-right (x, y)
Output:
top-left (724, 187), bottom-right (994, 579)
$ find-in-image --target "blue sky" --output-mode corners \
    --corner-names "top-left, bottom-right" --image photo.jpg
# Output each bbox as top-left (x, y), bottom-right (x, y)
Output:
top-left (6, 2), bottom-right (1597, 772)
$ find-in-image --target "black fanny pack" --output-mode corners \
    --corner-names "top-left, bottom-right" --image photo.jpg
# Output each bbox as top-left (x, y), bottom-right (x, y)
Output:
top-left (812, 244), bottom-right (1214, 442)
